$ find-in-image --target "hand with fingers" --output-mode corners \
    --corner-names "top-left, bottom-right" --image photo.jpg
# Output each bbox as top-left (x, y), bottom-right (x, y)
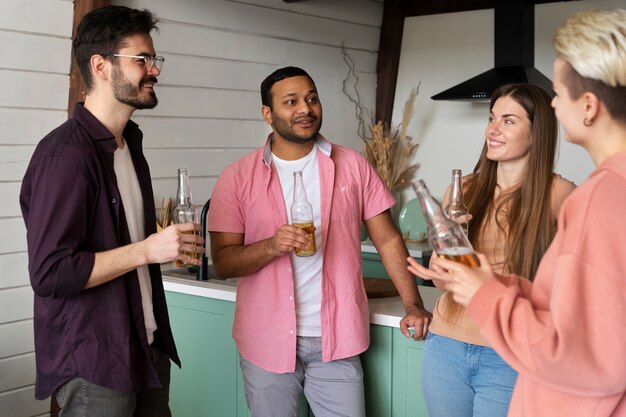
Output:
top-left (407, 253), bottom-right (494, 306)
top-left (268, 224), bottom-right (315, 257)
top-left (145, 223), bottom-right (205, 265)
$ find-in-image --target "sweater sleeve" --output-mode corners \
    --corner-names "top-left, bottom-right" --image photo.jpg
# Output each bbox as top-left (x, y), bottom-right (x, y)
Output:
top-left (468, 171), bottom-right (626, 398)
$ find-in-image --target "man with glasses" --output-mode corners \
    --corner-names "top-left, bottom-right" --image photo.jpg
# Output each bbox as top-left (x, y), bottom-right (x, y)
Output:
top-left (20, 6), bottom-right (203, 416)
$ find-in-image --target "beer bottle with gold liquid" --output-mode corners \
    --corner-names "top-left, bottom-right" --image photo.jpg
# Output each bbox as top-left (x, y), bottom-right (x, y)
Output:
top-left (291, 171), bottom-right (316, 257)
top-left (173, 168), bottom-right (199, 267)
top-left (412, 179), bottom-right (479, 268)
top-left (443, 169), bottom-right (469, 236)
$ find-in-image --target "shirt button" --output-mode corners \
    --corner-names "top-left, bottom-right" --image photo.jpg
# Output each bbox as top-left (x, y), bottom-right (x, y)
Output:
top-left (111, 198), bottom-right (117, 204)
top-left (289, 296), bottom-right (293, 301)
top-left (288, 267), bottom-right (292, 272)
top-left (289, 330), bottom-right (294, 335)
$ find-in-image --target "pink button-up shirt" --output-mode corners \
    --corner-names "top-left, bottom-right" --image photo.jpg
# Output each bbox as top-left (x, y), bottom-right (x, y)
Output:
top-left (209, 134), bottom-right (394, 373)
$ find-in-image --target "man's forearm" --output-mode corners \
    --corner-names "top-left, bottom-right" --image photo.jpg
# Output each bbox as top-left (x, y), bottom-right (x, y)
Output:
top-left (377, 238), bottom-right (426, 311)
top-left (86, 241), bottom-right (149, 289)
top-left (212, 238), bottom-right (278, 278)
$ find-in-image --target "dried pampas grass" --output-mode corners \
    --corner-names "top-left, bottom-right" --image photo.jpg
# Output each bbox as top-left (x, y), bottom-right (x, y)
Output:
top-left (363, 87), bottom-right (420, 190)
top-left (342, 45), bottom-right (421, 190)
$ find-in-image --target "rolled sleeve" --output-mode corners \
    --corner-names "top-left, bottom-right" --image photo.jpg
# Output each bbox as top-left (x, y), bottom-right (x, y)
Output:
top-left (22, 151), bottom-right (95, 297)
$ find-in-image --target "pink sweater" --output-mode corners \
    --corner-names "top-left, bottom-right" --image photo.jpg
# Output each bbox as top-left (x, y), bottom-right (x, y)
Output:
top-left (468, 152), bottom-right (626, 417)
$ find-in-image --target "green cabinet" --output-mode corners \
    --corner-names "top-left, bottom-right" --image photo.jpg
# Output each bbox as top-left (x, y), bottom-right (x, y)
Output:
top-left (166, 291), bottom-right (311, 417)
top-left (166, 291), bottom-right (427, 416)
top-left (361, 325), bottom-right (428, 416)
top-left (166, 291), bottom-right (250, 417)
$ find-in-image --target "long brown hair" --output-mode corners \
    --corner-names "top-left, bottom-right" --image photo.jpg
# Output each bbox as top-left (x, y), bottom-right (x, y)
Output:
top-left (444, 83), bottom-right (558, 323)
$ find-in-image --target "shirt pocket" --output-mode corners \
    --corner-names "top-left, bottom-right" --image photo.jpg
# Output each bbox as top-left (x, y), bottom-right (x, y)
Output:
top-left (329, 183), bottom-right (361, 224)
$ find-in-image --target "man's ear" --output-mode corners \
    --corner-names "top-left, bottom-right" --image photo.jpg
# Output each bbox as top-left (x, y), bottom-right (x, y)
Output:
top-left (91, 54), bottom-right (110, 83)
top-left (261, 105), bottom-right (273, 126)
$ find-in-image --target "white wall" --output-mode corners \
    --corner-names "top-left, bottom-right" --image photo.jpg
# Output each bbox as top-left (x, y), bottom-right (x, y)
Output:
top-left (0, 0), bottom-right (382, 415)
top-left (0, 0), bottom-right (73, 415)
top-left (116, 0), bottom-right (382, 208)
top-left (393, 0), bottom-right (625, 200)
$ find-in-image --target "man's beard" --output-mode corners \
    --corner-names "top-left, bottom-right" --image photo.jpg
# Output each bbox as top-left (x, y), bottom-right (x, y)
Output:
top-left (111, 66), bottom-right (158, 110)
top-left (272, 113), bottom-right (322, 144)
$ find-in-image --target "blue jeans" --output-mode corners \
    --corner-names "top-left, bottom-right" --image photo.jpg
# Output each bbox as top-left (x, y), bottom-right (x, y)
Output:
top-left (421, 332), bottom-right (517, 417)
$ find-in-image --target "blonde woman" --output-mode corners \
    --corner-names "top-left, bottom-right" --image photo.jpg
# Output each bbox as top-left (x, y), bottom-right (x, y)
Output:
top-left (409, 9), bottom-right (626, 417)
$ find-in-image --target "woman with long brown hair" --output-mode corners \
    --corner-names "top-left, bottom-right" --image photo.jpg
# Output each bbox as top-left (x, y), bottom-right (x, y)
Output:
top-left (418, 83), bottom-right (575, 417)
top-left (410, 9), bottom-right (626, 417)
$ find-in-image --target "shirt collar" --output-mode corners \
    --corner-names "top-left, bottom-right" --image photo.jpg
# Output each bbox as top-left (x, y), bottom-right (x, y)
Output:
top-left (72, 102), bottom-right (142, 152)
top-left (262, 132), bottom-right (332, 167)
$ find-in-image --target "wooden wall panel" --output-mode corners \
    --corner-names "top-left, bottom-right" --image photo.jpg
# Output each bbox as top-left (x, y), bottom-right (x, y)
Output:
top-left (0, 287), bottom-right (33, 323)
top-left (230, 0), bottom-right (384, 27)
top-left (0, 109), bottom-right (67, 145)
top-left (135, 117), bottom-right (269, 149)
top-left (0, 71), bottom-right (68, 109)
top-left (0, 0), bottom-right (73, 37)
top-left (0, 386), bottom-right (49, 417)
top-left (0, 321), bottom-right (34, 360)
top-left (0, 32), bottom-right (71, 74)
top-left (0, 253), bottom-right (29, 289)
top-left (122, 0), bottom-right (379, 50)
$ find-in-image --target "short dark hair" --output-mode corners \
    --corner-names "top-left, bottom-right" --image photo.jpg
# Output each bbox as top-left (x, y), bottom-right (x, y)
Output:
top-left (260, 66), bottom-right (315, 108)
top-left (72, 6), bottom-right (159, 91)
top-left (561, 61), bottom-right (626, 125)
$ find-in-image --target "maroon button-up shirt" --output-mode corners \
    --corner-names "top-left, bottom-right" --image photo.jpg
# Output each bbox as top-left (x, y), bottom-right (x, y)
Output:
top-left (20, 103), bottom-right (180, 400)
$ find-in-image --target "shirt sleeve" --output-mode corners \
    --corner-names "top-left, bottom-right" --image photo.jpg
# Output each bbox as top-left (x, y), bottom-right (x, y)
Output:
top-left (359, 156), bottom-right (395, 221)
top-left (208, 165), bottom-right (244, 233)
top-left (467, 176), bottom-right (626, 398)
top-left (22, 149), bottom-right (96, 298)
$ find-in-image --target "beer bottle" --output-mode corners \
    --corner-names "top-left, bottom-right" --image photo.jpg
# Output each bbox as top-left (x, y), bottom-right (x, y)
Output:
top-left (443, 169), bottom-right (469, 235)
top-left (173, 168), bottom-right (199, 267)
top-left (412, 179), bottom-right (479, 267)
top-left (291, 171), bottom-right (316, 257)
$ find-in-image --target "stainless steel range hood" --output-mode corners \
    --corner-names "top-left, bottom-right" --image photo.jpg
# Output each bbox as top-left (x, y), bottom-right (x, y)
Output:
top-left (431, 0), bottom-right (552, 102)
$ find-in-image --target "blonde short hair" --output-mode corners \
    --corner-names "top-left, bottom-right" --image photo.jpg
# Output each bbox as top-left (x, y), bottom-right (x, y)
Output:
top-left (553, 9), bottom-right (626, 87)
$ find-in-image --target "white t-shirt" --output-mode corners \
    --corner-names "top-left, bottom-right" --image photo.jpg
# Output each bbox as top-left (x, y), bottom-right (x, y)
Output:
top-left (273, 143), bottom-right (323, 337)
top-left (114, 139), bottom-right (158, 345)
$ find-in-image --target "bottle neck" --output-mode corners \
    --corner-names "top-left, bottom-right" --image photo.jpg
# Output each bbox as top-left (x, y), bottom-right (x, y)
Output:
top-left (176, 169), bottom-right (193, 206)
top-left (449, 172), bottom-right (465, 206)
top-left (414, 182), bottom-right (450, 229)
top-left (293, 172), bottom-right (308, 204)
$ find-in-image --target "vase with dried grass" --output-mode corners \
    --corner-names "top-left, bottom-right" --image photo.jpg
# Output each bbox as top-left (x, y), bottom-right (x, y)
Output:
top-left (341, 46), bottom-right (421, 198)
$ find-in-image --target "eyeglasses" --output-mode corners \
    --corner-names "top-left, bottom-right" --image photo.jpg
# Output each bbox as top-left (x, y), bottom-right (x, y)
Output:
top-left (106, 54), bottom-right (165, 72)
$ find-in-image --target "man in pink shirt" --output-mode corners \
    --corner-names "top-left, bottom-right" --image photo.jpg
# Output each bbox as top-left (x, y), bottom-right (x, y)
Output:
top-left (209, 66), bottom-right (431, 417)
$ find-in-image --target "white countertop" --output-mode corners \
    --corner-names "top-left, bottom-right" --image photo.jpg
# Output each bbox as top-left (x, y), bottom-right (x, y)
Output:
top-left (361, 241), bottom-right (432, 258)
top-left (162, 267), bottom-right (441, 329)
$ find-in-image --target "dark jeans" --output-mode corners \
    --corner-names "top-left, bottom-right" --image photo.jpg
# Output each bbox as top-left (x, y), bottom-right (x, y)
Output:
top-left (55, 346), bottom-right (171, 417)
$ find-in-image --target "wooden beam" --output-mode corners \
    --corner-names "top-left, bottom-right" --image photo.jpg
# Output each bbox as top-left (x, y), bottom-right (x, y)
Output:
top-left (375, 0), bottom-right (404, 126)
top-left (67, 0), bottom-right (111, 118)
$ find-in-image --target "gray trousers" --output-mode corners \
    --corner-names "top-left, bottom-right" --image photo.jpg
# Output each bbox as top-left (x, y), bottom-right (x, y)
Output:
top-left (55, 346), bottom-right (171, 417)
top-left (240, 336), bottom-right (366, 417)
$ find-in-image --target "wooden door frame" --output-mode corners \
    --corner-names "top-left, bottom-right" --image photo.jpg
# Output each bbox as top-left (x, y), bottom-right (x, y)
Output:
top-left (66, 0), bottom-right (111, 118)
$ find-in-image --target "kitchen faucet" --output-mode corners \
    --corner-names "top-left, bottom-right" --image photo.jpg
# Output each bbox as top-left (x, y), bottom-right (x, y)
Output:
top-left (196, 198), bottom-right (210, 280)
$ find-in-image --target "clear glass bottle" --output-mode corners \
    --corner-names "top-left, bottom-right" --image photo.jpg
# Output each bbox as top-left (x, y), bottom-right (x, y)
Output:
top-left (412, 179), bottom-right (479, 267)
top-left (444, 169), bottom-right (469, 235)
top-left (290, 171), bottom-right (316, 257)
top-left (173, 168), bottom-right (199, 267)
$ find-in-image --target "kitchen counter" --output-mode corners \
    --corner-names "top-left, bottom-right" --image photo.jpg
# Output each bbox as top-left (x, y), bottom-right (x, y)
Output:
top-left (361, 241), bottom-right (432, 258)
top-left (162, 265), bottom-right (441, 328)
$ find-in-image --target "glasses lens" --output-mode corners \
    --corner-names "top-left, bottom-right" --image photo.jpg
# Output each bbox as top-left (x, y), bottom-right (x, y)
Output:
top-left (152, 57), bottom-right (165, 72)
